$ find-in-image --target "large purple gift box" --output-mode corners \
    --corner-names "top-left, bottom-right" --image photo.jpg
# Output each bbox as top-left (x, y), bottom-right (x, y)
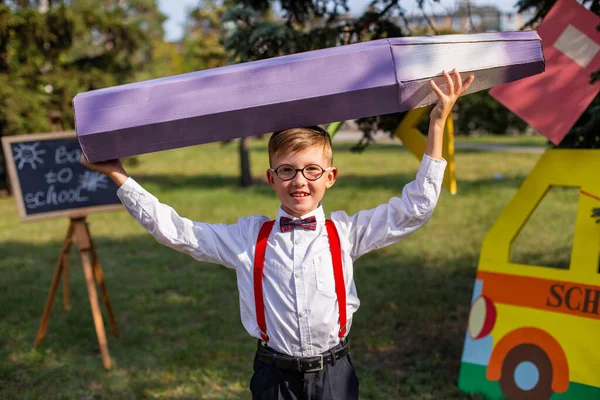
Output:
top-left (74, 31), bottom-right (544, 162)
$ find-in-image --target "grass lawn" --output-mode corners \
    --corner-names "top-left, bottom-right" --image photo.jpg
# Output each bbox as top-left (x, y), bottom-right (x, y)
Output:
top-left (0, 140), bottom-right (577, 399)
top-left (453, 133), bottom-right (549, 147)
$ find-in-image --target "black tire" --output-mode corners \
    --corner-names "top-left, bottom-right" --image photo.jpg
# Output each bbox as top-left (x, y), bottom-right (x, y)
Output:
top-left (499, 343), bottom-right (554, 400)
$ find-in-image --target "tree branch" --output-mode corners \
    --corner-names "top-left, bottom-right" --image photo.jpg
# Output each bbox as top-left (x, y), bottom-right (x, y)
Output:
top-left (419, 2), bottom-right (439, 34)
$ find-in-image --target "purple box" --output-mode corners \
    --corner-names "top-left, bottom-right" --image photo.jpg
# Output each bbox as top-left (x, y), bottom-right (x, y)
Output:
top-left (74, 31), bottom-right (544, 162)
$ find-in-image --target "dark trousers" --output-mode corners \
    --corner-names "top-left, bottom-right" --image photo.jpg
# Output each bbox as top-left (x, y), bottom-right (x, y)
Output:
top-left (250, 341), bottom-right (360, 400)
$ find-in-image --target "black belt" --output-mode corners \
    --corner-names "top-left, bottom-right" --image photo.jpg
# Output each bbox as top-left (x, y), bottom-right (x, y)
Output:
top-left (256, 339), bottom-right (349, 373)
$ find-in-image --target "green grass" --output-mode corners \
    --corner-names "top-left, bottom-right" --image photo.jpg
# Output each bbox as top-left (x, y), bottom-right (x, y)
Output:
top-left (0, 141), bottom-right (577, 399)
top-left (454, 133), bottom-right (549, 147)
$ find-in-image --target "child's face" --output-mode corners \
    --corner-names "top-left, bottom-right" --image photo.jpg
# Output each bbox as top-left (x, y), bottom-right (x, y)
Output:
top-left (267, 146), bottom-right (337, 218)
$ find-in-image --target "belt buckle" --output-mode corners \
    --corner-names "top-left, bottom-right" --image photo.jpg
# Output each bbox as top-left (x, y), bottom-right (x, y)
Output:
top-left (304, 355), bottom-right (324, 372)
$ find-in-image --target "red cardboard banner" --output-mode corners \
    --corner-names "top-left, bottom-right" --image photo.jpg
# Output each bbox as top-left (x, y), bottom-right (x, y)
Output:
top-left (490, 0), bottom-right (600, 145)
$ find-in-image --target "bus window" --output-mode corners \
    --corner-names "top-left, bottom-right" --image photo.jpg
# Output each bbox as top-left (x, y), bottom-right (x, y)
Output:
top-left (510, 186), bottom-right (579, 270)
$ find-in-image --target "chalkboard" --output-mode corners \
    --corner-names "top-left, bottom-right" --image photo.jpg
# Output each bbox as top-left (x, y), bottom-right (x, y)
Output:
top-left (2, 131), bottom-right (122, 221)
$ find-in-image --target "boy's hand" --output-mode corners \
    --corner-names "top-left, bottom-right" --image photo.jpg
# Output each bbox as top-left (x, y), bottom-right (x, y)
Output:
top-left (429, 69), bottom-right (474, 122)
top-left (80, 155), bottom-right (129, 187)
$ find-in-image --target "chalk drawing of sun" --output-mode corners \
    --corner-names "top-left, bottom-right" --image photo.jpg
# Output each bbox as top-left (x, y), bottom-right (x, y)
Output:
top-left (13, 142), bottom-right (47, 170)
top-left (78, 170), bottom-right (108, 191)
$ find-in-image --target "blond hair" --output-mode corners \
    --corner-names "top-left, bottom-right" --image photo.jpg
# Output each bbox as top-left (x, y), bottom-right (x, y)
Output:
top-left (268, 126), bottom-right (333, 167)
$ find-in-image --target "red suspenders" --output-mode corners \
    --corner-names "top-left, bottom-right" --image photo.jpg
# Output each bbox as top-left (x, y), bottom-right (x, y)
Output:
top-left (253, 219), bottom-right (347, 343)
top-left (254, 220), bottom-right (275, 342)
top-left (325, 220), bottom-right (348, 338)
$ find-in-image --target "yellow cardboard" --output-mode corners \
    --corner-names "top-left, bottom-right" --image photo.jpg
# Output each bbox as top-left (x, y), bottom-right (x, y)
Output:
top-left (459, 149), bottom-right (600, 399)
top-left (394, 107), bottom-right (457, 194)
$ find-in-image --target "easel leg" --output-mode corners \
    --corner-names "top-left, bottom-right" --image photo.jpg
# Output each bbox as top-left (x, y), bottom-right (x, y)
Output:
top-left (73, 219), bottom-right (112, 369)
top-left (34, 224), bottom-right (74, 347)
top-left (34, 255), bottom-right (64, 347)
top-left (85, 221), bottom-right (119, 338)
top-left (81, 250), bottom-right (112, 369)
top-left (63, 252), bottom-right (71, 311)
top-left (91, 251), bottom-right (119, 337)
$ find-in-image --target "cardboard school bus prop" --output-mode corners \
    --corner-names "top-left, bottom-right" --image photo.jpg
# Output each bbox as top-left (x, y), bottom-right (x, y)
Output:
top-left (458, 149), bottom-right (600, 399)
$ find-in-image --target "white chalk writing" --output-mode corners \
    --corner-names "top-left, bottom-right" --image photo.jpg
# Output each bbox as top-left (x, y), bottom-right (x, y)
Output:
top-left (55, 145), bottom-right (82, 164)
top-left (23, 185), bottom-right (89, 210)
top-left (44, 168), bottom-right (73, 185)
top-left (15, 140), bottom-right (116, 213)
top-left (13, 142), bottom-right (46, 170)
top-left (78, 171), bottom-right (108, 191)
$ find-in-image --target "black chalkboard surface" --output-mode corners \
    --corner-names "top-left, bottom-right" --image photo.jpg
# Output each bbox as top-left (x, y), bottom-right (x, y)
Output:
top-left (2, 131), bottom-right (122, 221)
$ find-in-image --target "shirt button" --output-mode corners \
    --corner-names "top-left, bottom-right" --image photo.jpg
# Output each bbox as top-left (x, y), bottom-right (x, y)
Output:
top-left (303, 345), bottom-right (308, 350)
top-left (294, 238), bottom-right (301, 245)
top-left (299, 311), bottom-right (305, 317)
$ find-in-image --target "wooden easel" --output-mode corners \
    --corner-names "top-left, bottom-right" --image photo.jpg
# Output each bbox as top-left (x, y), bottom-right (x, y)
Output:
top-left (34, 216), bottom-right (119, 369)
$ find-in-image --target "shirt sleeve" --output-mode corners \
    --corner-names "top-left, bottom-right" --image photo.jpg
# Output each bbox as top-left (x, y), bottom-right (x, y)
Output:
top-left (332, 154), bottom-right (447, 261)
top-left (117, 177), bottom-right (263, 269)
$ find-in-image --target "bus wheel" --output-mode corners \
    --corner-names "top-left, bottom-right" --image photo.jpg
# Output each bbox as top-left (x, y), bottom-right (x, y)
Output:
top-left (499, 343), bottom-right (554, 400)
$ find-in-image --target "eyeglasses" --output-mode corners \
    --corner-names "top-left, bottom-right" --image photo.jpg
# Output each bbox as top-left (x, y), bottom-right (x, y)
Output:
top-left (269, 164), bottom-right (332, 181)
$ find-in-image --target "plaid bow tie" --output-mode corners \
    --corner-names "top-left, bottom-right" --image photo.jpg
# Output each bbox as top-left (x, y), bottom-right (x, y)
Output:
top-left (280, 216), bottom-right (317, 232)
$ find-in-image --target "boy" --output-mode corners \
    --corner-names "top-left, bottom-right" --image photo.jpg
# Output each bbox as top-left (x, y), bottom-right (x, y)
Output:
top-left (82, 69), bottom-right (474, 399)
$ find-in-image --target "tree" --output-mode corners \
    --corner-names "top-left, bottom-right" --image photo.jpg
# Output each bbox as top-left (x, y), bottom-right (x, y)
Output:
top-left (0, 0), bottom-right (165, 192)
top-left (184, 0), bottom-right (257, 186)
top-left (220, 0), bottom-right (528, 153)
top-left (183, 0), bottom-right (229, 71)
top-left (134, 39), bottom-right (187, 82)
top-left (0, 2), bottom-right (69, 191)
top-left (221, 0), bottom-right (413, 156)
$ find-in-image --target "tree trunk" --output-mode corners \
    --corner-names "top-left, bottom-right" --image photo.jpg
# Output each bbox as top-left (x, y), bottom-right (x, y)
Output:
top-left (239, 137), bottom-right (253, 187)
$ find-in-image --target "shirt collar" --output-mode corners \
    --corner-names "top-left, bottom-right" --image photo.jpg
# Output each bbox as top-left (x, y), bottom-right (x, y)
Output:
top-left (276, 204), bottom-right (326, 225)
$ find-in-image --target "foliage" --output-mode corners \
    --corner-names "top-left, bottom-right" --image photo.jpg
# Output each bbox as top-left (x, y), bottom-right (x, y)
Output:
top-left (218, 0), bottom-right (544, 152)
top-left (134, 39), bottom-right (187, 81)
top-left (222, 0), bottom-right (408, 153)
top-left (0, 0), bottom-right (165, 190)
top-left (0, 0), bottom-right (165, 133)
top-left (222, 0), bottom-right (409, 62)
top-left (182, 0), bottom-right (229, 71)
top-left (554, 94), bottom-right (600, 149)
top-left (185, 0), bottom-right (263, 186)
top-left (453, 91), bottom-right (529, 135)
top-left (220, 0), bottom-right (600, 150)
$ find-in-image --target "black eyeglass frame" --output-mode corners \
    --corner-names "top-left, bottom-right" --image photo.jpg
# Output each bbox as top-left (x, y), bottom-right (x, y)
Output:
top-left (269, 164), bottom-right (333, 181)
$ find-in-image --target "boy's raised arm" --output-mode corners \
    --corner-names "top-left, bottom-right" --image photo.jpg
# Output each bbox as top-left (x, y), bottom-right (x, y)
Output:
top-left (425, 69), bottom-right (474, 160)
top-left (339, 69), bottom-right (475, 260)
top-left (79, 154), bottom-right (254, 269)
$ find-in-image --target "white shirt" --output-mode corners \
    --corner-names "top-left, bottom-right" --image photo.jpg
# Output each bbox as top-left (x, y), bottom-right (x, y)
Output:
top-left (117, 154), bottom-right (446, 357)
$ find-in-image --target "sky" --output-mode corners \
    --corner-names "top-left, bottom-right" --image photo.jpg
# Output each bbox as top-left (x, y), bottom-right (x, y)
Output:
top-left (157, 0), bottom-right (522, 42)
